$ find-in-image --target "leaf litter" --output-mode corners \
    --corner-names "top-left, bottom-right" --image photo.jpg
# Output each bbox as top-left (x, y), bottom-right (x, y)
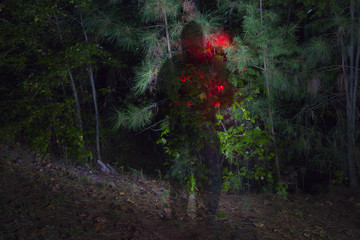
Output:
top-left (0, 145), bottom-right (360, 239)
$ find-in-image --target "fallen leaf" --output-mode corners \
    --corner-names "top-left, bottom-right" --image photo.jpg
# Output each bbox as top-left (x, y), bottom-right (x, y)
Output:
top-left (127, 198), bottom-right (137, 205)
top-left (303, 232), bottom-right (311, 238)
top-left (95, 216), bottom-right (107, 223)
top-left (79, 212), bottom-right (88, 218)
top-left (120, 206), bottom-right (127, 211)
top-left (264, 199), bottom-right (271, 205)
top-left (231, 209), bottom-right (241, 215)
top-left (164, 208), bottom-right (171, 217)
top-left (46, 204), bottom-right (55, 209)
top-left (255, 223), bottom-right (265, 228)
top-left (315, 225), bottom-right (323, 231)
top-left (94, 222), bottom-right (105, 231)
top-left (119, 192), bottom-right (125, 195)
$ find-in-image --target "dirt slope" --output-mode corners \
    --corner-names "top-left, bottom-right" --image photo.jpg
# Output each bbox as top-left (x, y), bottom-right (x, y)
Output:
top-left (1, 145), bottom-right (359, 240)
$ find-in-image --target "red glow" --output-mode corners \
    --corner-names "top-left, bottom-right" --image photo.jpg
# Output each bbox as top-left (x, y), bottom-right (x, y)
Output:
top-left (198, 69), bottom-right (204, 79)
top-left (173, 30), bottom-right (236, 110)
top-left (180, 64), bottom-right (195, 82)
top-left (204, 40), bottom-right (214, 58)
top-left (213, 33), bottom-right (231, 48)
top-left (203, 32), bottom-right (231, 59)
top-left (217, 85), bottom-right (224, 93)
top-left (180, 74), bottom-right (190, 82)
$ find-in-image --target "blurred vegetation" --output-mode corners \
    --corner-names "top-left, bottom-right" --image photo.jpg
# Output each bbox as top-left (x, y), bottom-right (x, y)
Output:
top-left (0, 0), bottom-right (359, 194)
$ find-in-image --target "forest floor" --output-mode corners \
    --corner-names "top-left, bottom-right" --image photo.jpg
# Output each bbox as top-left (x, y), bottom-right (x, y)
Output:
top-left (1, 144), bottom-right (360, 240)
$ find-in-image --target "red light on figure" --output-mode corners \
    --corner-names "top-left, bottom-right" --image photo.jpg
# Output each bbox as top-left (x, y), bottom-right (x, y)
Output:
top-left (217, 85), bottom-right (224, 93)
top-left (204, 39), bottom-right (214, 58)
top-left (213, 33), bottom-right (231, 48)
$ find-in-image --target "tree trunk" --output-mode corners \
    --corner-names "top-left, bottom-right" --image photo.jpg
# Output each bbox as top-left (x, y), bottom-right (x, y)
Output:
top-left (163, 10), bottom-right (172, 59)
top-left (344, 0), bottom-right (359, 187)
top-left (68, 70), bottom-right (83, 130)
top-left (81, 14), bottom-right (102, 162)
top-left (88, 63), bottom-right (101, 162)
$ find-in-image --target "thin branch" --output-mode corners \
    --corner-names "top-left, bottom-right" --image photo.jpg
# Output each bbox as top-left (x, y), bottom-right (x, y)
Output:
top-left (136, 119), bottom-right (165, 135)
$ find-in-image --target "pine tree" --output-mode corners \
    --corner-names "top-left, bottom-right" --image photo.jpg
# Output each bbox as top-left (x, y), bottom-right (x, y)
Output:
top-left (296, 0), bottom-right (360, 187)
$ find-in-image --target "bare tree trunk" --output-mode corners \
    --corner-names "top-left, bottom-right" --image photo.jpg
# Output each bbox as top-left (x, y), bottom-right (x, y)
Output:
top-left (341, 0), bottom-right (359, 187)
top-left (68, 70), bottom-right (83, 130)
top-left (352, 1), bottom-right (360, 182)
top-left (88, 63), bottom-right (101, 162)
top-left (81, 14), bottom-right (102, 162)
top-left (346, 0), bottom-right (359, 187)
top-left (163, 10), bottom-right (172, 59)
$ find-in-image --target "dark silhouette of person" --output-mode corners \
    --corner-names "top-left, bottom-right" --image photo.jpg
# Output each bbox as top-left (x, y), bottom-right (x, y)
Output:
top-left (158, 20), bottom-right (233, 224)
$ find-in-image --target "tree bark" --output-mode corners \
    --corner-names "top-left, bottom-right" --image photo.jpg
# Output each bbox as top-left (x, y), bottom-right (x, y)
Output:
top-left (68, 70), bottom-right (83, 130)
top-left (81, 14), bottom-right (102, 162)
top-left (163, 9), bottom-right (172, 59)
top-left (88, 63), bottom-right (101, 162)
top-left (343, 0), bottom-right (359, 187)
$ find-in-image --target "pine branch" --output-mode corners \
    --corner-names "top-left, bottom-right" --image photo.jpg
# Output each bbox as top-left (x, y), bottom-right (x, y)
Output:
top-left (85, 10), bottom-right (139, 50)
top-left (112, 103), bottom-right (156, 131)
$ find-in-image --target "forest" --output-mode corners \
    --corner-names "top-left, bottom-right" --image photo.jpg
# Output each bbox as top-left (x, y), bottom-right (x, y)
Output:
top-left (0, 0), bottom-right (359, 239)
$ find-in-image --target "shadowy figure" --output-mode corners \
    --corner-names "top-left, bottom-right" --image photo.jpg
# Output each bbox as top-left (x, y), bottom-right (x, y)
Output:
top-left (158, 20), bottom-right (233, 224)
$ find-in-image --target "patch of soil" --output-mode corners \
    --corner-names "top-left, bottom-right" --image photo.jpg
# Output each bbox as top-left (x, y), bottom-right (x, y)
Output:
top-left (0, 145), bottom-right (359, 240)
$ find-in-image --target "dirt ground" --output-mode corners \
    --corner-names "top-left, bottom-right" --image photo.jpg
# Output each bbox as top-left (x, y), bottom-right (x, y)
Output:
top-left (1, 145), bottom-right (360, 240)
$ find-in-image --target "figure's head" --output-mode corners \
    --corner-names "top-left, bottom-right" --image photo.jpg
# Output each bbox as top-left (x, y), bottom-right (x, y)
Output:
top-left (181, 21), bottom-right (205, 61)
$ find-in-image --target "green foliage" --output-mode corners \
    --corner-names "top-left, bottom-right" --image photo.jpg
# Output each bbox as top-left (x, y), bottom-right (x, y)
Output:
top-left (156, 117), bottom-right (207, 191)
top-left (157, 120), bottom-right (196, 185)
top-left (140, 0), bottom-right (181, 23)
top-left (276, 182), bottom-right (288, 200)
top-left (192, 12), bottom-right (222, 35)
top-left (303, 37), bottom-right (332, 66)
top-left (24, 98), bottom-right (92, 161)
top-left (218, 91), bottom-right (273, 161)
top-left (112, 104), bottom-right (155, 131)
top-left (331, 170), bottom-right (344, 185)
top-left (216, 210), bottom-right (228, 219)
top-left (222, 168), bottom-right (244, 192)
top-left (85, 10), bottom-right (140, 50)
top-left (1, 0), bottom-right (358, 193)
top-left (133, 58), bottom-right (164, 94)
top-left (218, 89), bottom-right (275, 192)
top-left (0, 0), bottom-right (114, 162)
